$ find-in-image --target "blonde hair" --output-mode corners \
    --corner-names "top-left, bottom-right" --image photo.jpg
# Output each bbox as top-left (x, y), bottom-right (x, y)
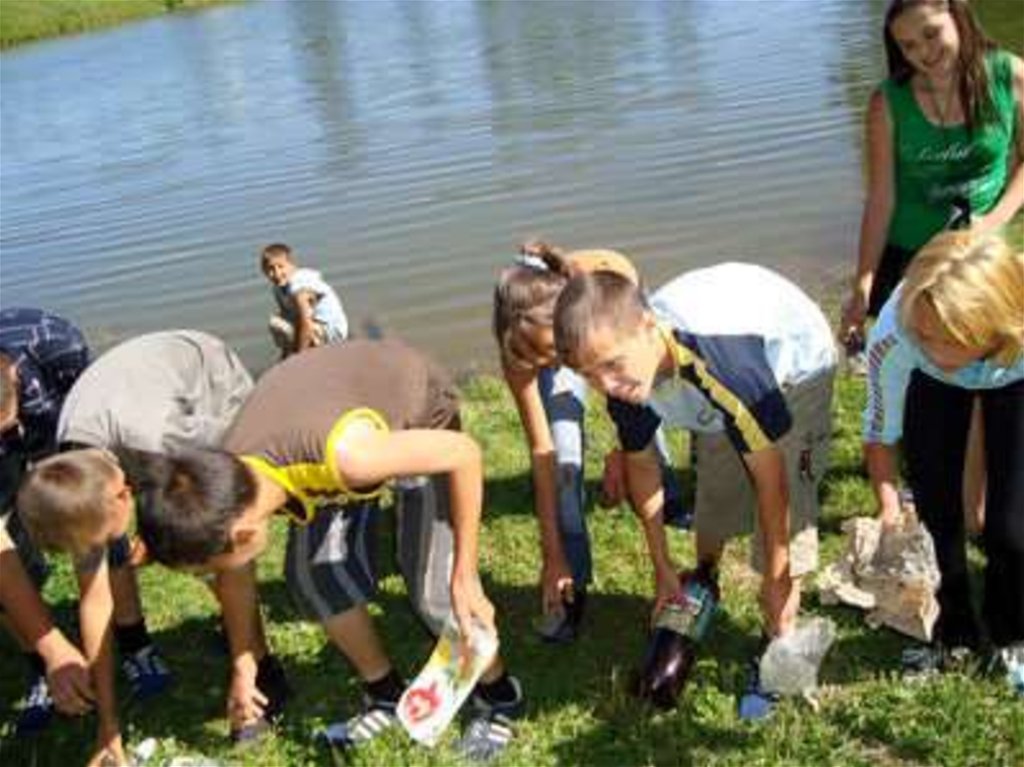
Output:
top-left (17, 449), bottom-right (122, 558)
top-left (899, 231), bottom-right (1024, 366)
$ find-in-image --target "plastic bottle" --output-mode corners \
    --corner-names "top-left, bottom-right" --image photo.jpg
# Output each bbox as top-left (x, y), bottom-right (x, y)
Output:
top-left (634, 562), bottom-right (719, 709)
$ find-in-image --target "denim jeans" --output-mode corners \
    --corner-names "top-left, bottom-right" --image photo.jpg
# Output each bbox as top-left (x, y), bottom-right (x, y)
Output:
top-left (538, 366), bottom-right (686, 589)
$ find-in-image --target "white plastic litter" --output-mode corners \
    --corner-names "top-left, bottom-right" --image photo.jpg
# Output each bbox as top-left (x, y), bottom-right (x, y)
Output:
top-left (1001, 643), bottom-right (1024, 695)
top-left (131, 738), bottom-right (157, 765)
top-left (397, 616), bottom-right (499, 747)
top-left (759, 617), bottom-right (837, 697)
top-left (817, 508), bottom-right (940, 641)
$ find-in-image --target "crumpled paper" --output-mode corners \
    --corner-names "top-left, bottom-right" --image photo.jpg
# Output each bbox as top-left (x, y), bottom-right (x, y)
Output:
top-left (817, 508), bottom-right (940, 642)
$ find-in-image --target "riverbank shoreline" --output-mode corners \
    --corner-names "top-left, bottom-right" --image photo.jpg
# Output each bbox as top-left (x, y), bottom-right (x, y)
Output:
top-left (0, 0), bottom-right (235, 50)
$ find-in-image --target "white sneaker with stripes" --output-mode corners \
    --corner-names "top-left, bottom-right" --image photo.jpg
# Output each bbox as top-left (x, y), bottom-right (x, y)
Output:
top-left (320, 697), bottom-right (398, 750)
top-left (457, 676), bottom-right (523, 762)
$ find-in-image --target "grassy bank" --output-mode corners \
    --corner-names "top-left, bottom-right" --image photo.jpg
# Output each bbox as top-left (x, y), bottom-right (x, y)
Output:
top-left (0, 0), bottom-right (230, 49)
top-left (1, 372), bottom-right (1021, 766)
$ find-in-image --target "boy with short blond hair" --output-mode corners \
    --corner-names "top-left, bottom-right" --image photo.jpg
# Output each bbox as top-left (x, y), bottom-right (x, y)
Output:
top-left (554, 262), bottom-right (837, 718)
top-left (261, 243), bottom-right (349, 357)
top-left (18, 330), bottom-right (283, 766)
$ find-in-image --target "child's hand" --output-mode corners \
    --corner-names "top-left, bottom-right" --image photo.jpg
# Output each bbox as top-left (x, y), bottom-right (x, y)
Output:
top-left (839, 289), bottom-right (869, 349)
top-left (651, 565), bottom-right (683, 625)
top-left (88, 732), bottom-right (128, 767)
top-left (43, 638), bottom-right (94, 716)
top-left (540, 552), bottom-right (574, 617)
top-left (450, 567), bottom-right (496, 645)
top-left (227, 662), bottom-right (268, 731)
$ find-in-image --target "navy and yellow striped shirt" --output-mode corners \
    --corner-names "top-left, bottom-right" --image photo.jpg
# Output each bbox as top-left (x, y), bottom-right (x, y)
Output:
top-left (608, 264), bottom-right (836, 455)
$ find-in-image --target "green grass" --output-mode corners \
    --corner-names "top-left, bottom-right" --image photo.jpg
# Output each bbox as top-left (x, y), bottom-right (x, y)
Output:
top-left (1, 372), bottom-right (1022, 766)
top-left (0, 0), bottom-right (230, 49)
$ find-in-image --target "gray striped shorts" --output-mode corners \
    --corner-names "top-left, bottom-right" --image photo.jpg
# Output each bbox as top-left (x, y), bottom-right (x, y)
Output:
top-left (283, 474), bottom-right (454, 635)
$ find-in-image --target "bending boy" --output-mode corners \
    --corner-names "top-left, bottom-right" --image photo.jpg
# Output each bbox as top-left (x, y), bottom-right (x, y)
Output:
top-left (134, 339), bottom-right (524, 762)
top-left (18, 330), bottom-right (280, 766)
top-left (553, 262), bottom-right (837, 717)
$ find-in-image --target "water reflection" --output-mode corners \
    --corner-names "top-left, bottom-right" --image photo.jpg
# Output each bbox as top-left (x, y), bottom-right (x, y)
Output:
top-left (0, 0), bottom-right (1017, 373)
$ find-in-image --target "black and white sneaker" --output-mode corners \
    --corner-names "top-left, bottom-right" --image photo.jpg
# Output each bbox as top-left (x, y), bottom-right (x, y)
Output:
top-left (319, 696), bottom-right (398, 751)
top-left (457, 676), bottom-right (524, 762)
top-left (15, 673), bottom-right (54, 736)
top-left (121, 644), bottom-right (173, 701)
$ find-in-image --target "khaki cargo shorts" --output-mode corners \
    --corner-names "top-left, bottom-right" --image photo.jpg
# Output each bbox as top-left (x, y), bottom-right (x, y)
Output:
top-left (694, 369), bottom-right (834, 578)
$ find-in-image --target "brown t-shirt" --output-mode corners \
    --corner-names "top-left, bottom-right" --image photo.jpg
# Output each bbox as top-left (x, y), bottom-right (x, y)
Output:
top-left (224, 339), bottom-right (458, 521)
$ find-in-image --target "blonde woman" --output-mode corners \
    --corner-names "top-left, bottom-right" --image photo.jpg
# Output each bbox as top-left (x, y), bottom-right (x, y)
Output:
top-left (863, 231), bottom-right (1023, 687)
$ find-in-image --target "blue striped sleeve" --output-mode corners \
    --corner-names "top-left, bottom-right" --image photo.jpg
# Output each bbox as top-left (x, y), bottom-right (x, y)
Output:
top-left (607, 397), bottom-right (662, 453)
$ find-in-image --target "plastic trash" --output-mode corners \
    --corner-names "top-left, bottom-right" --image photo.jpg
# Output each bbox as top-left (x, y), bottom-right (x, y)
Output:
top-left (759, 617), bottom-right (836, 697)
top-left (131, 738), bottom-right (157, 765)
top-left (397, 616), bottom-right (499, 747)
top-left (1000, 644), bottom-right (1024, 695)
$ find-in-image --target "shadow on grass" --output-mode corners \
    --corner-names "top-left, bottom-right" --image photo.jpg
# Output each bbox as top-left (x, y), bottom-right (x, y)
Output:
top-left (0, 558), bottom-right (997, 767)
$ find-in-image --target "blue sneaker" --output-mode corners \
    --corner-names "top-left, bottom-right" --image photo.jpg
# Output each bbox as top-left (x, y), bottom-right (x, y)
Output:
top-left (738, 656), bottom-right (779, 721)
top-left (457, 676), bottom-right (524, 762)
top-left (15, 673), bottom-right (54, 736)
top-left (121, 645), bottom-right (172, 701)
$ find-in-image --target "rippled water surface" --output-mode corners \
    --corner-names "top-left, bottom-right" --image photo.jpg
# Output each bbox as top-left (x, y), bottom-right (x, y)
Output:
top-left (1, 0), bottom-right (1017, 371)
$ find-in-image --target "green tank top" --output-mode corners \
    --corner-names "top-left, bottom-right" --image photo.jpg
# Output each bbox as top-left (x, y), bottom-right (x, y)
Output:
top-left (883, 50), bottom-right (1018, 252)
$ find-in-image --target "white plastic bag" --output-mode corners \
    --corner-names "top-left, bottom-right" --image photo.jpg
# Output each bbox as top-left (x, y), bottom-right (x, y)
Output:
top-left (759, 617), bottom-right (836, 696)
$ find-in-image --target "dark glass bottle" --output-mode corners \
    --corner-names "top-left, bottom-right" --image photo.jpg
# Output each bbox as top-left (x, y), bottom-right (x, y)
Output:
top-left (634, 562), bottom-right (720, 710)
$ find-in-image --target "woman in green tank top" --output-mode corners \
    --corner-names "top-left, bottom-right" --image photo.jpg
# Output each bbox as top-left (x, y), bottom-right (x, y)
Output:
top-left (840, 0), bottom-right (1023, 344)
top-left (839, 1), bottom-right (1023, 660)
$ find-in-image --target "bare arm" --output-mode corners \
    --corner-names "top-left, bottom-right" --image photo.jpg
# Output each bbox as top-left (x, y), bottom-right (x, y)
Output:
top-left (743, 446), bottom-right (797, 637)
top-left (77, 561), bottom-right (125, 764)
top-left (864, 441), bottom-right (904, 527)
top-left (977, 54), bottom-right (1024, 235)
top-left (291, 290), bottom-right (318, 352)
top-left (333, 425), bottom-right (494, 637)
top-left (0, 549), bottom-right (93, 715)
top-left (214, 564), bottom-right (269, 729)
top-left (624, 446), bottom-right (681, 614)
top-left (503, 363), bottom-right (574, 610)
top-left (843, 89), bottom-right (895, 341)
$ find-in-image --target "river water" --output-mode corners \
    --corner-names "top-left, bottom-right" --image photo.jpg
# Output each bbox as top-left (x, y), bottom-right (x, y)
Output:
top-left (1, 0), bottom-right (1018, 372)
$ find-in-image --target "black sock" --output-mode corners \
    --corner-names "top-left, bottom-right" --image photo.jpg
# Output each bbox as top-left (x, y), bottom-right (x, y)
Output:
top-left (114, 620), bottom-right (152, 655)
top-left (363, 669), bottom-right (404, 704)
top-left (24, 652), bottom-right (46, 679)
top-left (475, 671), bottom-right (518, 705)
